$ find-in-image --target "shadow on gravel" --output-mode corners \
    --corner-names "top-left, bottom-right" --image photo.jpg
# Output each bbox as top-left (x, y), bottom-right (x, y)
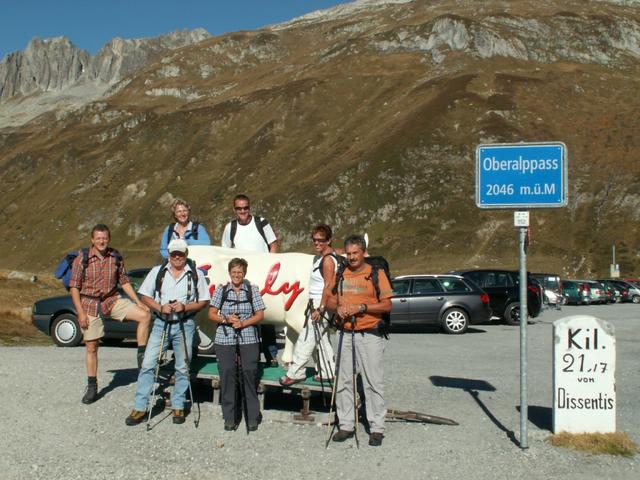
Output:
top-left (101, 368), bottom-right (139, 398)
top-left (430, 376), bottom-right (519, 446)
top-left (520, 405), bottom-right (552, 431)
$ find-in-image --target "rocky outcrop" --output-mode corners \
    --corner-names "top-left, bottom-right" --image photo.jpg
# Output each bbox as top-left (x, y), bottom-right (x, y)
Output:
top-left (0, 28), bottom-right (209, 103)
top-left (89, 28), bottom-right (209, 83)
top-left (0, 37), bottom-right (90, 101)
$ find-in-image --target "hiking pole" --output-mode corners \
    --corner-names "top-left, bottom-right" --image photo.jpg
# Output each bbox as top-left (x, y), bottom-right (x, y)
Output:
top-left (325, 325), bottom-right (344, 449)
top-left (147, 317), bottom-right (170, 431)
top-left (178, 313), bottom-right (200, 428)
top-left (351, 315), bottom-right (359, 449)
top-left (234, 315), bottom-right (250, 435)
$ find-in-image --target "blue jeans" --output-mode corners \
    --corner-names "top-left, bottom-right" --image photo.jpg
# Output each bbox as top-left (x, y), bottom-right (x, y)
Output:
top-left (134, 317), bottom-right (195, 411)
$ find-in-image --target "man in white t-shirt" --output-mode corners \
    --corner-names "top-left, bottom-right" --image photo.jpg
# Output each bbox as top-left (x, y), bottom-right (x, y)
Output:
top-left (221, 194), bottom-right (278, 253)
top-left (221, 194), bottom-right (280, 366)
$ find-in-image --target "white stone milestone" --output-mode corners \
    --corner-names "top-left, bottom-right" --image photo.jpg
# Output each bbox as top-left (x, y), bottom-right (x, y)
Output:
top-left (553, 315), bottom-right (616, 433)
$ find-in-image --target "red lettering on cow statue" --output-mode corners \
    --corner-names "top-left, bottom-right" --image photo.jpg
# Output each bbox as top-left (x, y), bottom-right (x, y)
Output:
top-left (261, 262), bottom-right (304, 311)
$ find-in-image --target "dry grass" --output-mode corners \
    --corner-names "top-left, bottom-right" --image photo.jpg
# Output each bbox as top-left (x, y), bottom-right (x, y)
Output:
top-left (0, 308), bottom-right (51, 345)
top-left (0, 271), bottom-right (63, 346)
top-left (548, 432), bottom-right (639, 457)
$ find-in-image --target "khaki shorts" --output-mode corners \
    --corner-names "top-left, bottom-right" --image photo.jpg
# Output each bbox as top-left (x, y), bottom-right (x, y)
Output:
top-left (82, 298), bottom-right (135, 342)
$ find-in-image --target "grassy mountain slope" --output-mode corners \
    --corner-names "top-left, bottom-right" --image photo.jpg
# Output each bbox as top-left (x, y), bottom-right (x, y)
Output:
top-left (1, 0), bottom-right (639, 278)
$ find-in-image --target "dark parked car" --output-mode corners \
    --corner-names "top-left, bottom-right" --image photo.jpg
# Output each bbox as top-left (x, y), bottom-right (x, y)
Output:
top-left (391, 274), bottom-right (492, 334)
top-left (448, 269), bottom-right (542, 325)
top-left (595, 279), bottom-right (619, 303)
top-left (31, 268), bottom-right (216, 354)
top-left (609, 279), bottom-right (640, 304)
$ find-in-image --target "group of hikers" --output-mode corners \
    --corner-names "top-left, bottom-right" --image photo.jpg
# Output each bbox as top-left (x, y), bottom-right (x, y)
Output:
top-left (68, 194), bottom-right (393, 446)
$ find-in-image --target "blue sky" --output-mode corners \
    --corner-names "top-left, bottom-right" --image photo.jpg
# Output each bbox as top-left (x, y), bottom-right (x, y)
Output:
top-left (0, 0), bottom-right (352, 59)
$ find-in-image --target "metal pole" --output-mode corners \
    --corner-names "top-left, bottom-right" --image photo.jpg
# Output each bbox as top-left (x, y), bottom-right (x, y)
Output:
top-left (519, 225), bottom-right (528, 449)
top-left (612, 244), bottom-right (615, 265)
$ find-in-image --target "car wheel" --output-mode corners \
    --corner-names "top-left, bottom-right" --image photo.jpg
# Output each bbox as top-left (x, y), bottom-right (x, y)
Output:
top-left (51, 313), bottom-right (83, 347)
top-left (632, 295), bottom-right (640, 304)
top-left (441, 308), bottom-right (469, 334)
top-left (197, 328), bottom-right (216, 355)
top-left (504, 303), bottom-right (520, 326)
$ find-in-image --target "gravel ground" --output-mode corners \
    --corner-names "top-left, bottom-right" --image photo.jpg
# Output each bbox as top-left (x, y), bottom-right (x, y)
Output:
top-left (0, 304), bottom-right (638, 480)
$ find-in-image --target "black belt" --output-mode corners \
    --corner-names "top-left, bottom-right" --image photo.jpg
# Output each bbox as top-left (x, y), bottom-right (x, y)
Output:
top-left (155, 313), bottom-right (196, 324)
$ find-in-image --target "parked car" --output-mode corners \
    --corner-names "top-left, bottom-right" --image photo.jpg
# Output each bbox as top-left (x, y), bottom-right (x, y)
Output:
top-left (609, 279), bottom-right (640, 304)
top-left (390, 274), bottom-right (492, 334)
top-left (448, 269), bottom-right (542, 325)
top-left (596, 279), bottom-right (620, 303)
top-left (31, 268), bottom-right (217, 354)
top-left (561, 280), bottom-right (589, 305)
top-left (532, 273), bottom-right (564, 307)
top-left (577, 280), bottom-right (607, 304)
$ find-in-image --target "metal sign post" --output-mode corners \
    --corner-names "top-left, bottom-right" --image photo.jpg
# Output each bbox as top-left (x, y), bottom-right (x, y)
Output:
top-left (516, 214), bottom-right (529, 449)
top-left (476, 142), bottom-right (568, 450)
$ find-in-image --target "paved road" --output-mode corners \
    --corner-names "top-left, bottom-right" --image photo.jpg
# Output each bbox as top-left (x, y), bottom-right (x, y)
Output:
top-left (0, 304), bottom-right (638, 479)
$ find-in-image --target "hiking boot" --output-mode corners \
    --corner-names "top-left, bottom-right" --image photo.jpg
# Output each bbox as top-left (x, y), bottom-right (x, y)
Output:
top-left (81, 383), bottom-right (98, 404)
top-left (279, 375), bottom-right (303, 387)
top-left (125, 410), bottom-right (147, 426)
top-left (369, 432), bottom-right (384, 447)
top-left (224, 421), bottom-right (238, 431)
top-left (172, 409), bottom-right (185, 425)
top-left (248, 423), bottom-right (259, 432)
top-left (332, 429), bottom-right (355, 442)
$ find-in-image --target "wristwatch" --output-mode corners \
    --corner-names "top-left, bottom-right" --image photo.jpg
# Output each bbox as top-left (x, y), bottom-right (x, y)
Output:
top-left (358, 304), bottom-right (367, 314)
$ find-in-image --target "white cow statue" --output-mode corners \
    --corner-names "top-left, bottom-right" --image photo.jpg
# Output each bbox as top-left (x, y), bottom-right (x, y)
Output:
top-left (188, 245), bottom-right (314, 363)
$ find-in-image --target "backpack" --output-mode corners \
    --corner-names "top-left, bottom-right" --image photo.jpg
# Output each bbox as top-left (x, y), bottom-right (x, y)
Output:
top-left (166, 221), bottom-right (200, 245)
top-left (154, 257), bottom-right (200, 304)
top-left (54, 248), bottom-right (122, 291)
top-left (313, 252), bottom-right (346, 279)
top-left (219, 279), bottom-right (255, 315)
top-left (333, 255), bottom-right (392, 336)
top-left (230, 217), bottom-right (270, 248)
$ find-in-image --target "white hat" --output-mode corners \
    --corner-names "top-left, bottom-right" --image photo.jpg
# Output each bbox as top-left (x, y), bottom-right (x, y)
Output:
top-left (167, 239), bottom-right (188, 254)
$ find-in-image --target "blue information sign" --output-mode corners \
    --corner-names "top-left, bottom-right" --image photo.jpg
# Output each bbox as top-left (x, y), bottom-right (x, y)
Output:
top-left (476, 142), bottom-right (568, 209)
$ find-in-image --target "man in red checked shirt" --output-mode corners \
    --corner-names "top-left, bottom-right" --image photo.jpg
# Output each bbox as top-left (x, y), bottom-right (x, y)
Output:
top-left (69, 224), bottom-right (151, 404)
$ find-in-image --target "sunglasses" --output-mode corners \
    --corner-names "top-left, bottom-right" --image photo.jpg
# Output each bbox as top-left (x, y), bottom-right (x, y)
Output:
top-left (312, 237), bottom-right (328, 243)
top-left (234, 206), bottom-right (250, 211)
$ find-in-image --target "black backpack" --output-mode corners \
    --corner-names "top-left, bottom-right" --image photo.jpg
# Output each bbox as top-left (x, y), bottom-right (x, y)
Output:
top-left (333, 256), bottom-right (392, 335)
top-left (230, 217), bottom-right (270, 248)
top-left (312, 252), bottom-right (346, 278)
top-left (219, 279), bottom-right (255, 314)
top-left (166, 222), bottom-right (200, 245)
top-left (54, 248), bottom-right (122, 291)
top-left (154, 257), bottom-right (200, 305)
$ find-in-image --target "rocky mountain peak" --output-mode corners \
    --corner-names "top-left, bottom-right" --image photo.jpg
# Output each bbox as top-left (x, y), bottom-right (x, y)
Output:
top-left (0, 28), bottom-right (211, 122)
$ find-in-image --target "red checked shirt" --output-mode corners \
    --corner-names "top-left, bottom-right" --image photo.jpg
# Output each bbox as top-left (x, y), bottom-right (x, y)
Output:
top-left (68, 247), bottom-right (129, 317)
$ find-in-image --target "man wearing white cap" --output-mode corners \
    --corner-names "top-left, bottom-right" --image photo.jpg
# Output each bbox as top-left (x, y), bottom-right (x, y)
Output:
top-left (125, 239), bottom-right (210, 426)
